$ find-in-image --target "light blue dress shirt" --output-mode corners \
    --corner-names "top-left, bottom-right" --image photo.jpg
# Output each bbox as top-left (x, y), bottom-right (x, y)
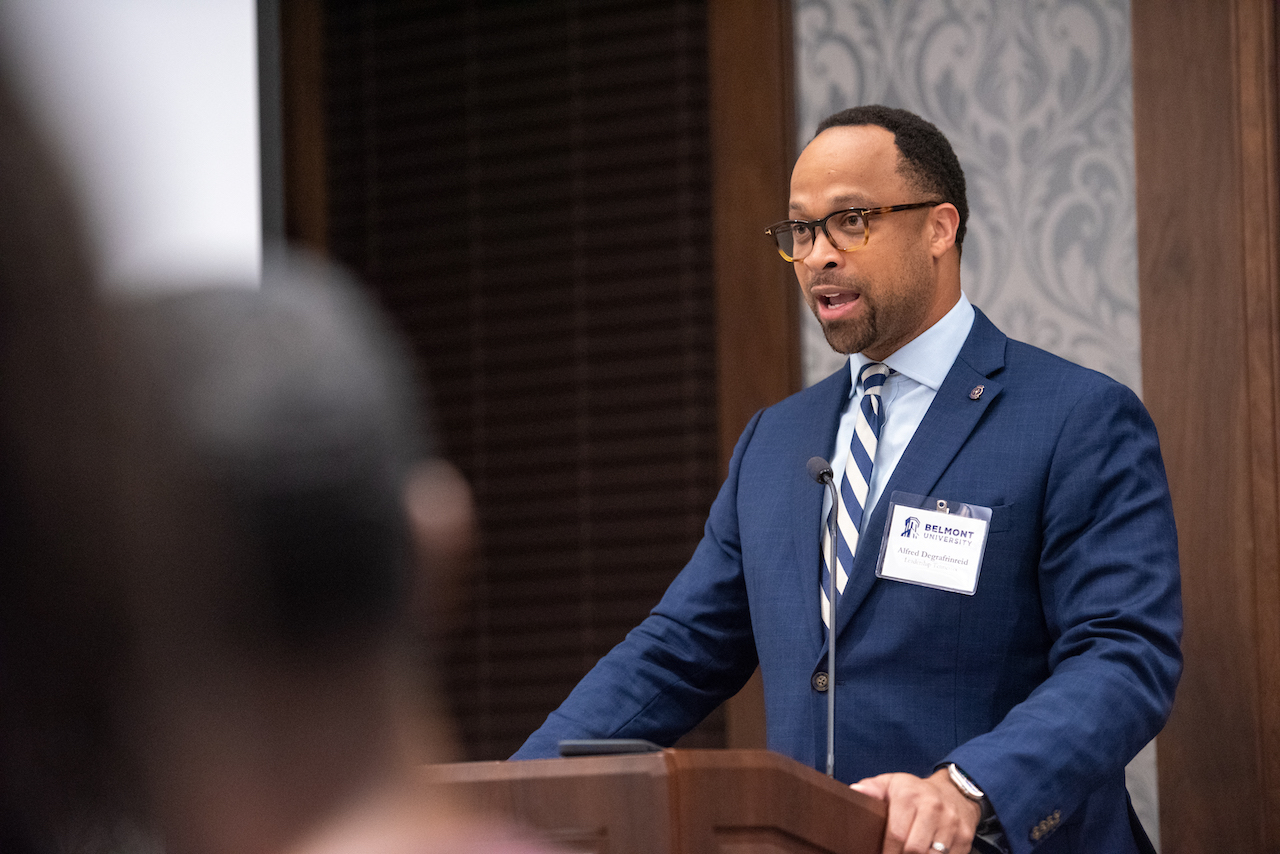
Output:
top-left (822, 293), bottom-right (976, 529)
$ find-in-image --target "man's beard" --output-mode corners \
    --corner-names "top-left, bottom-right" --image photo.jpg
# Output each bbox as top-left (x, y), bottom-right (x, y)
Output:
top-left (805, 251), bottom-right (935, 357)
top-left (803, 270), bottom-right (879, 355)
top-left (812, 295), bottom-right (877, 355)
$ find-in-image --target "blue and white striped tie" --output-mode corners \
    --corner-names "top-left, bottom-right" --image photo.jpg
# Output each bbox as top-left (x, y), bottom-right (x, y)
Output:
top-left (821, 362), bottom-right (890, 629)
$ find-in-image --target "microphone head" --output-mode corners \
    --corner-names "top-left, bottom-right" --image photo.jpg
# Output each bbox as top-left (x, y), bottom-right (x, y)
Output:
top-left (806, 456), bottom-right (834, 484)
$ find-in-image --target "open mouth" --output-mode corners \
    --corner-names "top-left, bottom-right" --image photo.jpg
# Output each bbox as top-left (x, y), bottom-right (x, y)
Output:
top-left (822, 292), bottom-right (858, 308)
top-left (813, 288), bottom-right (862, 314)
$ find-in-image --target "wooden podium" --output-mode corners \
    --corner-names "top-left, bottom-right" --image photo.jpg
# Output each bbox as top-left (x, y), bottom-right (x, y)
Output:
top-left (428, 748), bottom-right (886, 853)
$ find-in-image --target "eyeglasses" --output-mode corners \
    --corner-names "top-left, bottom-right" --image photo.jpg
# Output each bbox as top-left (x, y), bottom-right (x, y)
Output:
top-left (764, 202), bottom-right (941, 262)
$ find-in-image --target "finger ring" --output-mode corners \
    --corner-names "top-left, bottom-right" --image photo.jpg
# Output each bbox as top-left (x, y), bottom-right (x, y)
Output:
top-left (930, 844), bottom-right (949, 853)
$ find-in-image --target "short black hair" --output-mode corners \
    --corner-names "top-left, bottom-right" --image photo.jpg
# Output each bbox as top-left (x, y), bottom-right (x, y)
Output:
top-left (815, 105), bottom-right (968, 251)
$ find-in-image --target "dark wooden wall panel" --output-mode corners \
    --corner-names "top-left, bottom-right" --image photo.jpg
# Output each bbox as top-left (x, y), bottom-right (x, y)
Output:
top-left (1132, 0), bottom-right (1280, 849)
top-left (706, 0), bottom-right (797, 748)
top-left (280, 0), bottom-right (327, 253)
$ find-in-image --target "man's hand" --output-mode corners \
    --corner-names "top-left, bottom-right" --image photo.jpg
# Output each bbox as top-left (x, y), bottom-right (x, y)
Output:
top-left (850, 768), bottom-right (981, 854)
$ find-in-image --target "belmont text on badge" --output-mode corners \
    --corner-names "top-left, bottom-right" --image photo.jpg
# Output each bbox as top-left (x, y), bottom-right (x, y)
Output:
top-left (877, 501), bottom-right (990, 595)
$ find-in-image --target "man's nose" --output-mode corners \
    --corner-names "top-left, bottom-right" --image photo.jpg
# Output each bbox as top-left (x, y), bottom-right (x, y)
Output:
top-left (803, 228), bottom-right (843, 270)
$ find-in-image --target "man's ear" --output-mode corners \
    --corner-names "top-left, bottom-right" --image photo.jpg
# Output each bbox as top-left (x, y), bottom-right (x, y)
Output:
top-left (927, 203), bottom-right (961, 259)
top-left (402, 460), bottom-right (476, 632)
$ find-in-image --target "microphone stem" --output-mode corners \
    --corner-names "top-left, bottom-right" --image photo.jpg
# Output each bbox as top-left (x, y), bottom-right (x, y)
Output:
top-left (824, 475), bottom-right (838, 778)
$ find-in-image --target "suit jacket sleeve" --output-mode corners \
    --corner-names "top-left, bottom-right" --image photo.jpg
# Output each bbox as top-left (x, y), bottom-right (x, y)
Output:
top-left (944, 377), bottom-right (1182, 853)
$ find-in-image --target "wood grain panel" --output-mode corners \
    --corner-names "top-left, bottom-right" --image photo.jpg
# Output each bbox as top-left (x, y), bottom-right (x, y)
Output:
top-left (708, 0), bottom-right (799, 466)
top-left (436, 753), bottom-right (676, 853)
top-left (1132, 0), bottom-right (1280, 849)
top-left (665, 750), bottom-right (884, 853)
top-left (428, 749), bottom-right (885, 854)
top-left (707, 0), bottom-right (798, 751)
top-left (1236, 0), bottom-right (1280, 840)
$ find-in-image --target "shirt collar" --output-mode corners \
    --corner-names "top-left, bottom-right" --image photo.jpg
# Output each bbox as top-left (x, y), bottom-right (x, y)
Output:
top-left (849, 292), bottom-right (976, 393)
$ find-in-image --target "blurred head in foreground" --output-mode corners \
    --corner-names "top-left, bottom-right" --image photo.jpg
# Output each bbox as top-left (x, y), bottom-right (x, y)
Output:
top-left (108, 261), bottom-right (498, 854)
top-left (115, 263), bottom-right (435, 661)
top-left (0, 60), bottom-right (545, 852)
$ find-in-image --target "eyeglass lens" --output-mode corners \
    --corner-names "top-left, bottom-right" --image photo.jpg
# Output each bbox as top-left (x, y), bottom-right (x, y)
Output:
top-left (777, 210), bottom-right (867, 260)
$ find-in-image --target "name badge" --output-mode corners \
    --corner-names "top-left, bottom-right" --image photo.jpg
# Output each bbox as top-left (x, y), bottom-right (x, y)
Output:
top-left (875, 492), bottom-right (992, 595)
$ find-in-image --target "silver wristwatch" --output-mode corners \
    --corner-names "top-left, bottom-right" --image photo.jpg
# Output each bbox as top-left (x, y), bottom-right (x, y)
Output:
top-left (946, 763), bottom-right (995, 826)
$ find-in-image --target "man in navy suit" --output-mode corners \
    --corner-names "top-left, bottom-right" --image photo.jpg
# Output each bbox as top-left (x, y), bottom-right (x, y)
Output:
top-left (513, 106), bottom-right (1181, 854)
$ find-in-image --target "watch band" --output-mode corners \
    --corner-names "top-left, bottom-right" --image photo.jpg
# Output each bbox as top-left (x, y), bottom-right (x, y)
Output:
top-left (946, 763), bottom-right (985, 801)
top-left (946, 763), bottom-right (997, 830)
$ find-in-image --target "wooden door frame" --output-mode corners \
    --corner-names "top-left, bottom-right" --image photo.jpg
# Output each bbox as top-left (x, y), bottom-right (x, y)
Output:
top-left (1132, 0), bottom-right (1280, 849)
top-left (707, 0), bottom-right (800, 748)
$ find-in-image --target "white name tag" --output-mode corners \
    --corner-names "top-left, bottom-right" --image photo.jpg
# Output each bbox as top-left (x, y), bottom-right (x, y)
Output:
top-left (875, 493), bottom-right (992, 595)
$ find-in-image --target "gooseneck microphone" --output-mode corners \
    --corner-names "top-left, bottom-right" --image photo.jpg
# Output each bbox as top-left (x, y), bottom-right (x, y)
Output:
top-left (807, 456), bottom-right (839, 778)
top-left (806, 456), bottom-right (834, 485)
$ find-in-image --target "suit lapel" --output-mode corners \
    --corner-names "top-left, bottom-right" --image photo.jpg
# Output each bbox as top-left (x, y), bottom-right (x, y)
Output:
top-left (832, 310), bottom-right (1009, 639)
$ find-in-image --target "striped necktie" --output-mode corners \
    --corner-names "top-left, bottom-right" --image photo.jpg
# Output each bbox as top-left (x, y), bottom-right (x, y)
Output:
top-left (821, 362), bottom-right (890, 629)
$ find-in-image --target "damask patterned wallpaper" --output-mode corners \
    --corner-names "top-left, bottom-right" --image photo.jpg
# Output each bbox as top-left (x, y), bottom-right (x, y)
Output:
top-left (793, 0), bottom-right (1141, 397)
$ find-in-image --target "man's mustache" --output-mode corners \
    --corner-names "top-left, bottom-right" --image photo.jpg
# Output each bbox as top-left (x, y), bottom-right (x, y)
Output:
top-left (806, 271), bottom-right (866, 292)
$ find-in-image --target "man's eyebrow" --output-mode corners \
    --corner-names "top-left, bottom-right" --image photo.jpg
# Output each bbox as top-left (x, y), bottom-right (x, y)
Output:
top-left (788, 194), bottom-right (871, 215)
top-left (827, 194), bottom-right (872, 208)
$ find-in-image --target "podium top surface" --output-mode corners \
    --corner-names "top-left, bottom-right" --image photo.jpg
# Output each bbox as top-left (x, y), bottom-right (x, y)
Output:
top-left (428, 748), bottom-right (886, 854)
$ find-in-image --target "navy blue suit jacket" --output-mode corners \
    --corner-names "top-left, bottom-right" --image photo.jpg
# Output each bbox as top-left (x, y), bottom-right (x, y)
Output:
top-left (513, 310), bottom-right (1182, 854)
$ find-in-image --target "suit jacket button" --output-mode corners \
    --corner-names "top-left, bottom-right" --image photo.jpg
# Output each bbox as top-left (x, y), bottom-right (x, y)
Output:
top-left (811, 671), bottom-right (829, 692)
top-left (1028, 809), bottom-right (1062, 842)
